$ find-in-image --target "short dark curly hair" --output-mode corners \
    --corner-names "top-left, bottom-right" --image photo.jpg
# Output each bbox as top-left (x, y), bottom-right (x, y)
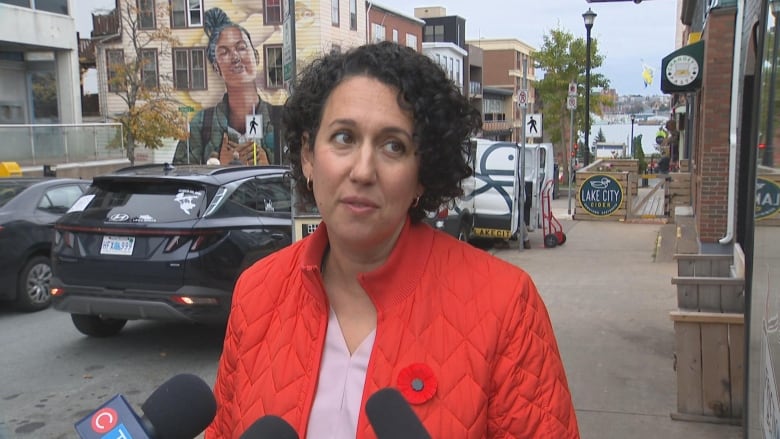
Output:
top-left (283, 42), bottom-right (482, 222)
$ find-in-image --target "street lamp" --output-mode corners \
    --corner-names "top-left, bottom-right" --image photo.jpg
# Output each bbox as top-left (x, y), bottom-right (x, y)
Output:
top-left (583, 8), bottom-right (596, 166)
top-left (630, 114), bottom-right (635, 157)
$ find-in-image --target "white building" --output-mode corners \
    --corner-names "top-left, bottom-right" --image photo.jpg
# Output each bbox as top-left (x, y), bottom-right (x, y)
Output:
top-left (0, 0), bottom-right (81, 125)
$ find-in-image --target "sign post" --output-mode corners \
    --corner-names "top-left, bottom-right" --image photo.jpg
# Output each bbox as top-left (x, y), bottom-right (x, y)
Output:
top-left (566, 83), bottom-right (577, 216)
top-left (518, 62), bottom-right (528, 252)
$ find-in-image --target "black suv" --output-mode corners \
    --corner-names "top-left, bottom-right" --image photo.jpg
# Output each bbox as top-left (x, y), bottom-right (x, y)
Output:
top-left (51, 164), bottom-right (292, 337)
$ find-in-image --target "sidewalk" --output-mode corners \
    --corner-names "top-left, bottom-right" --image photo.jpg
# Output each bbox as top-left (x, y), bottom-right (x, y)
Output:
top-left (489, 198), bottom-right (743, 438)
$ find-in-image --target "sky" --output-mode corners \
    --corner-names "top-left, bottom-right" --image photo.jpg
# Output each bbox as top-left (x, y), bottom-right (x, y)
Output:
top-left (73, 0), bottom-right (679, 97)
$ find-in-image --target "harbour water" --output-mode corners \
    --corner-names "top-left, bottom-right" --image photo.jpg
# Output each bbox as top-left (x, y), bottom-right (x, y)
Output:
top-left (589, 122), bottom-right (667, 156)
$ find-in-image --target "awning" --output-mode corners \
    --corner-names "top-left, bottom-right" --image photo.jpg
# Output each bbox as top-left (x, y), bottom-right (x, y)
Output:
top-left (661, 40), bottom-right (704, 93)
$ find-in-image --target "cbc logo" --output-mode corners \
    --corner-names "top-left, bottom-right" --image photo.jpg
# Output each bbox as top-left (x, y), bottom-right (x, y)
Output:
top-left (91, 407), bottom-right (119, 433)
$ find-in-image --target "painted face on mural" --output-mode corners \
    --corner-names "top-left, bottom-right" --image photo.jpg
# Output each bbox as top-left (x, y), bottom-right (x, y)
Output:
top-left (214, 27), bottom-right (257, 86)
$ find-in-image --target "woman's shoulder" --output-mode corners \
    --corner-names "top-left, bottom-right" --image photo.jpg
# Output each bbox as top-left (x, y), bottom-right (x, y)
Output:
top-left (235, 240), bottom-right (307, 292)
top-left (429, 233), bottom-right (530, 285)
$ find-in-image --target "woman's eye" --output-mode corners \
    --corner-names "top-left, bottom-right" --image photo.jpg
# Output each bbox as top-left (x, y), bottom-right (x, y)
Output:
top-left (236, 43), bottom-right (248, 51)
top-left (333, 132), bottom-right (353, 144)
top-left (383, 141), bottom-right (405, 155)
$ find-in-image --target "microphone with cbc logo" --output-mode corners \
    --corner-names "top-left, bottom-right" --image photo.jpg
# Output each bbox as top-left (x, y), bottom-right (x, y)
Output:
top-left (74, 374), bottom-right (216, 439)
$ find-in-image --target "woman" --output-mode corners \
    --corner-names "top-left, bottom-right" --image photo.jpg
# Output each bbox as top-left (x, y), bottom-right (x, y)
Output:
top-left (208, 42), bottom-right (579, 438)
top-left (173, 8), bottom-right (271, 166)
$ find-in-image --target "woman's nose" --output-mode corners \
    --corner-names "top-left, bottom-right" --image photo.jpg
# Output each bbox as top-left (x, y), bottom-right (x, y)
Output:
top-left (349, 144), bottom-right (377, 183)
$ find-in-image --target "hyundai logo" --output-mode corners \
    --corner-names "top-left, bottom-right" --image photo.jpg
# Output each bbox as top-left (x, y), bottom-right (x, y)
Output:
top-left (109, 213), bottom-right (130, 222)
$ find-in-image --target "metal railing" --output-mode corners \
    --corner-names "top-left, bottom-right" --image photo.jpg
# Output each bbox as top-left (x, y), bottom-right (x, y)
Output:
top-left (0, 123), bottom-right (125, 167)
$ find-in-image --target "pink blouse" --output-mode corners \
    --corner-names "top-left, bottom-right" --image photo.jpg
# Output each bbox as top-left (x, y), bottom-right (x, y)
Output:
top-left (306, 309), bottom-right (376, 439)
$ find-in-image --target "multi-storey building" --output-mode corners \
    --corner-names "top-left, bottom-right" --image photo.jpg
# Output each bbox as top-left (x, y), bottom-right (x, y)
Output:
top-left (93, 0), bottom-right (368, 163)
top-left (367, 3), bottom-right (423, 51)
top-left (0, 0), bottom-right (81, 125)
top-left (413, 6), bottom-right (467, 94)
top-left (466, 38), bottom-right (536, 143)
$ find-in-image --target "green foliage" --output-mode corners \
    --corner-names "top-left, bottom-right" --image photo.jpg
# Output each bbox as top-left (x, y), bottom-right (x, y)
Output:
top-left (633, 134), bottom-right (647, 173)
top-left (533, 27), bottom-right (612, 175)
top-left (107, 2), bottom-right (186, 164)
top-left (594, 127), bottom-right (606, 145)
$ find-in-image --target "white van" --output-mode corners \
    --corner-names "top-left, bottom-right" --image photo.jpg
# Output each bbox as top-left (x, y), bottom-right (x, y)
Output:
top-left (470, 139), bottom-right (555, 240)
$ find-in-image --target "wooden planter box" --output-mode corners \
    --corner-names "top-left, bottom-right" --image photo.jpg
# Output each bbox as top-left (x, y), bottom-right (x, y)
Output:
top-left (669, 248), bottom-right (745, 423)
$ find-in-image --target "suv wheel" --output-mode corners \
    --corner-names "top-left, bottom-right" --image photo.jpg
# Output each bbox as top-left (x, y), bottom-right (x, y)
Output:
top-left (71, 314), bottom-right (127, 337)
top-left (15, 256), bottom-right (52, 312)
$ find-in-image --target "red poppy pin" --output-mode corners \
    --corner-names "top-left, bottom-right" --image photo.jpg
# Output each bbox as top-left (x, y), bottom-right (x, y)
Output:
top-left (396, 363), bottom-right (437, 404)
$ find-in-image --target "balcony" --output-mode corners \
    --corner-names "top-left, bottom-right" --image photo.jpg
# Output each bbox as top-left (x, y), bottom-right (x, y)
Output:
top-left (469, 81), bottom-right (482, 97)
top-left (92, 10), bottom-right (119, 37)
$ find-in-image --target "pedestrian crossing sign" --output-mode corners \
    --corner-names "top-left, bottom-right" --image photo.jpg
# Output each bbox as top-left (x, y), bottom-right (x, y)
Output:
top-left (525, 113), bottom-right (542, 139)
top-left (246, 114), bottom-right (263, 140)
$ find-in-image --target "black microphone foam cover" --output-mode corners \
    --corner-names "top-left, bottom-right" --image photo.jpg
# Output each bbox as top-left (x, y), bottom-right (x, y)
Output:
top-left (365, 388), bottom-right (431, 439)
top-left (140, 373), bottom-right (217, 439)
top-left (239, 415), bottom-right (299, 439)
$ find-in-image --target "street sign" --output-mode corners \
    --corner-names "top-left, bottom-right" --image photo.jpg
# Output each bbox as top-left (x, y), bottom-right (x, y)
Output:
top-left (568, 82), bottom-right (577, 97)
top-left (178, 106), bottom-right (194, 113)
top-left (246, 114), bottom-right (263, 140)
top-left (517, 89), bottom-right (528, 108)
top-left (525, 113), bottom-right (542, 138)
top-left (282, 17), bottom-right (293, 82)
top-left (566, 96), bottom-right (577, 110)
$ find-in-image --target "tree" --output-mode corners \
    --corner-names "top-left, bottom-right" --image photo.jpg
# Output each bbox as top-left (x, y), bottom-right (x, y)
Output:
top-left (592, 127), bottom-right (606, 157)
top-left (533, 28), bottom-right (612, 177)
top-left (104, 2), bottom-right (186, 165)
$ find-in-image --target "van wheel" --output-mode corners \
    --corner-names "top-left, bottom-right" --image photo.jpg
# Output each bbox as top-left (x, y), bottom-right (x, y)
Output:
top-left (71, 314), bottom-right (127, 337)
top-left (15, 256), bottom-right (52, 312)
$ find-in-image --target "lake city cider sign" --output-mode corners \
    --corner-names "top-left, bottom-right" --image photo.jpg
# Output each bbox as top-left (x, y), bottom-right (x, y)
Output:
top-left (578, 175), bottom-right (624, 216)
top-left (756, 177), bottom-right (780, 220)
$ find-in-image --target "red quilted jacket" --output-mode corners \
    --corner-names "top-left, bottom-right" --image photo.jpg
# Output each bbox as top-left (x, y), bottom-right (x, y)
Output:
top-left (207, 219), bottom-right (579, 438)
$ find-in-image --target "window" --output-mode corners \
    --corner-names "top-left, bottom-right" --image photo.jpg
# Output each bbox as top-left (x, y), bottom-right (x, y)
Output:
top-left (264, 0), bottom-right (281, 25)
top-left (214, 177), bottom-right (291, 218)
top-left (265, 45), bottom-right (283, 88)
top-left (173, 48), bottom-right (206, 90)
top-left (372, 23), bottom-right (385, 43)
top-left (137, 0), bottom-right (155, 29)
top-left (172, 0), bottom-right (202, 28)
top-left (106, 49), bottom-right (124, 92)
top-left (141, 49), bottom-right (159, 89)
top-left (423, 24), bottom-right (444, 42)
top-left (406, 33), bottom-right (417, 50)
top-left (483, 98), bottom-right (506, 122)
top-left (455, 59), bottom-right (461, 83)
top-left (39, 185), bottom-right (85, 213)
top-left (349, 0), bottom-right (357, 30)
top-left (392, 29), bottom-right (398, 43)
top-left (331, 0), bottom-right (339, 26)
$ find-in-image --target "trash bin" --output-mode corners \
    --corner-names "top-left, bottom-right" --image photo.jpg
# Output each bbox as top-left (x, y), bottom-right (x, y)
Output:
top-left (0, 162), bottom-right (22, 177)
top-left (43, 165), bottom-right (56, 177)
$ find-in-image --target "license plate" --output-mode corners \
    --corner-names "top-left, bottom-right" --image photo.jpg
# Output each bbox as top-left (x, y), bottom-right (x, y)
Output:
top-left (100, 236), bottom-right (135, 255)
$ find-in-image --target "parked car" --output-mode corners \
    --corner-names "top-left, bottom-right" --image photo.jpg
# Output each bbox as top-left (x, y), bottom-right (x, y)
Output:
top-left (0, 178), bottom-right (89, 311)
top-left (51, 164), bottom-right (293, 337)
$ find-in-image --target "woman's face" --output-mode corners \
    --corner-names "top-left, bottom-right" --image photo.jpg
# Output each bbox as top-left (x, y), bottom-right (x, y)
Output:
top-left (214, 27), bottom-right (257, 86)
top-left (302, 76), bottom-right (423, 251)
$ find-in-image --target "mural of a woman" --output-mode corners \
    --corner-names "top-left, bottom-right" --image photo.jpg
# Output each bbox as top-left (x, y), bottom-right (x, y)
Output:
top-left (173, 7), bottom-right (273, 165)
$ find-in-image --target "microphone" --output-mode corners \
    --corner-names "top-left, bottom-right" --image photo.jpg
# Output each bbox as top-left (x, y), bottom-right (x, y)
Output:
top-left (74, 373), bottom-right (216, 439)
top-left (239, 415), bottom-right (299, 439)
top-left (365, 388), bottom-right (431, 439)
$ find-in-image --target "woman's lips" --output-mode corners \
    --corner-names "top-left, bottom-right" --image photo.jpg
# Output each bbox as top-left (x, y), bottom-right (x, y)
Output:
top-left (341, 196), bottom-right (379, 212)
